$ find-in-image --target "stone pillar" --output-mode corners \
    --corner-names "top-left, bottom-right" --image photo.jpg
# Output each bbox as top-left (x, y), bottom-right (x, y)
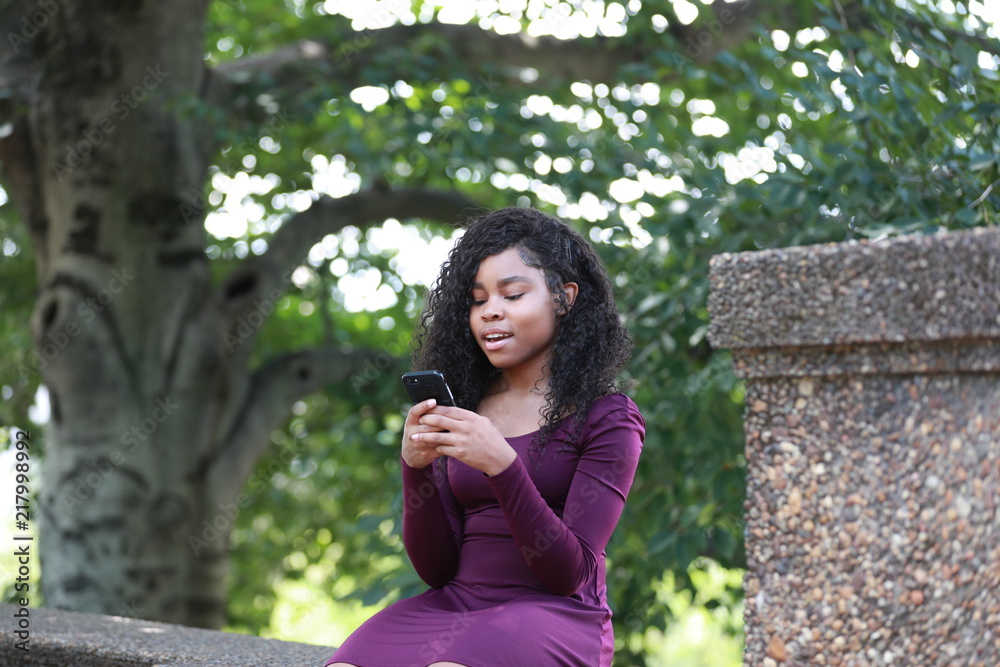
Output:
top-left (707, 227), bottom-right (1000, 666)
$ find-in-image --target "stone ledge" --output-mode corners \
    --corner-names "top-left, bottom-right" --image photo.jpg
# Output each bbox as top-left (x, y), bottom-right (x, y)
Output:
top-left (0, 604), bottom-right (334, 666)
top-left (708, 226), bottom-right (1000, 349)
top-left (730, 338), bottom-right (1000, 379)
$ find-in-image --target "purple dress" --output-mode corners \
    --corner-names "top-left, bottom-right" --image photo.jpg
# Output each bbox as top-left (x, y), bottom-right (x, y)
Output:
top-left (325, 393), bottom-right (644, 667)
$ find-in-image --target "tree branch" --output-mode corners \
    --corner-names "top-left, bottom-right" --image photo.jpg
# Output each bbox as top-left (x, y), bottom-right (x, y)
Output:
top-left (216, 186), bottom-right (477, 328)
top-left (827, 0), bottom-right (999, 55)
top-left (0, 0), bottom-right (44, 103)
top-left (0, 3), bottom-right (48, 273)
top-left (213, 23), bottom-right (641, 90)
top-left (212, 39), bottom-right (328, 83)
top-left (201, 345), bottom-right (377, 500)
top-left (0, 117), bottom-right (48, 277)
top-left (202, 4), bottom-right (788, 132)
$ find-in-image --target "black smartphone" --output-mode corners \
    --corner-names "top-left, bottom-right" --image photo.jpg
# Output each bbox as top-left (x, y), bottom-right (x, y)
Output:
top-left (401, 370), bottom-right (456, 407)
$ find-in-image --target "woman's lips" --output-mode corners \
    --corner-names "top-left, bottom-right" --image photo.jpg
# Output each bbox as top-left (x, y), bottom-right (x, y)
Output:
top-left (482, 331), bottom-right (512, 351)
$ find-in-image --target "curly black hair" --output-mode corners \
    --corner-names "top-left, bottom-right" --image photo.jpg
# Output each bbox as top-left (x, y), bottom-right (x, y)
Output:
top-left (411, 207), bottom-right (633, 453)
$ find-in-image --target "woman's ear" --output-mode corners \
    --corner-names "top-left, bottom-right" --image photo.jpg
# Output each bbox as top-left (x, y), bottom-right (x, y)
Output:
top-left (559, 282), bottom-right (579, 314)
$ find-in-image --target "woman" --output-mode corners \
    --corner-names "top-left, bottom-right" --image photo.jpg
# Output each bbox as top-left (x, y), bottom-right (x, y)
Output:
top-left (326, 207), bottom-right (644, 667)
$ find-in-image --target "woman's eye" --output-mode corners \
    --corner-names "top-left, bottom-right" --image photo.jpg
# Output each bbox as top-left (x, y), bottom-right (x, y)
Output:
top-left (471, 299), bottom-right (486, 306)
top-left (505, 294), bottom-right (523, 301)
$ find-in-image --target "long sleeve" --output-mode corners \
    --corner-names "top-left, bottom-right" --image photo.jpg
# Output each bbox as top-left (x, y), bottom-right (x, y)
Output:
top-left (485, 396), bottom-right (645, 596)
top-left (401, 457), bottom-right (463, 588)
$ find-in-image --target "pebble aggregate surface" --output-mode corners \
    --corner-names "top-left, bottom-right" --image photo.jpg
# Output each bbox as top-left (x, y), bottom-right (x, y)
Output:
top-left (742, 374), bottom-right (999, 666)
top-left (707, 226), bottom-right (1000, 349)
top-left (708, 227), bottom-right (1000, 666)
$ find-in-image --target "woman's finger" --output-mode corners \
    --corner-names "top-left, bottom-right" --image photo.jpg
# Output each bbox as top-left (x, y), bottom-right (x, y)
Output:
top-left (413, 428), bottom-right (455, 444)
top-left (406, 398), bottom-right (437, 424)
top-left (423, 412), bottom-right (468, 432)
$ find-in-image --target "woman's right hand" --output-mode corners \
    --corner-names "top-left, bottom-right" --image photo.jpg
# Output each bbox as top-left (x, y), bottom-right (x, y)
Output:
top-left (401, 398), bottom-right (446, 469)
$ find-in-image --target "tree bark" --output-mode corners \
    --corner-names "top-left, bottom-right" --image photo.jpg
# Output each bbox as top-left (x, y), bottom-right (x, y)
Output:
top-left (6, 0), bottom-right (230, 628)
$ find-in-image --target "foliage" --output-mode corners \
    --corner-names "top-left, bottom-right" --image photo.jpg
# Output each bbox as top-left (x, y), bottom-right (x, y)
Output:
top-left (2, 0), bottom-right (997, 663)
top-left (0, 214), bottom-right (39, 428)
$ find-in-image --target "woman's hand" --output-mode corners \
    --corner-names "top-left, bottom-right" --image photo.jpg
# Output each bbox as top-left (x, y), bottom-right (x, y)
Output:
top-left (402, 399), bottom-right (449, 469)
top-left (409, 404), bottom-right (517, 477)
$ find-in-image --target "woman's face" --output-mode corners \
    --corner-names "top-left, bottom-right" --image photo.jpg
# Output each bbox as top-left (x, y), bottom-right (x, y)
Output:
top-left (468, 247), bottom-right (577, 376)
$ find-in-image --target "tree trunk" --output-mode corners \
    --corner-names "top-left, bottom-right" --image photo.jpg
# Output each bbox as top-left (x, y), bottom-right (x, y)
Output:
top-left (0, 0), bottom-right (325, 628)
top-left (0, 1), bottom-right (469, 628)
top-left (12, 1), bottom-right (237, 628)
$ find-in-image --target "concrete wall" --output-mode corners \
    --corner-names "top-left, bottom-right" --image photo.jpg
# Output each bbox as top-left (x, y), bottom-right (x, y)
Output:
top-left (0, 603), bottom-right (333, 666)
top-left (708, 227), bottom-right (1000, 666)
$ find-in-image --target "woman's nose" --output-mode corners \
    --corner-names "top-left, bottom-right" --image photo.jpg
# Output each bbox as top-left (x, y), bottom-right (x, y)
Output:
top-left (481, 299), bottom-right (502, 320)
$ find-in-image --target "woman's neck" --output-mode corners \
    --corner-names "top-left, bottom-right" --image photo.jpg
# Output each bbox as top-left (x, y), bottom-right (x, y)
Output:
top-left (490, 368), bottom-right (548, 397)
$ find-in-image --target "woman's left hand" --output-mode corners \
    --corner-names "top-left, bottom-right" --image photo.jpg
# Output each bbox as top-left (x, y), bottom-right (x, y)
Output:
top-left (411, 406), bottom-right (517, 476)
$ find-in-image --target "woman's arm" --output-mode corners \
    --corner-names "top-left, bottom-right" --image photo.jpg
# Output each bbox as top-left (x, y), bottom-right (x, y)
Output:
top-left (401, 458), bottom-right (463, 587)
top-left (400, 399), bottom-right (465, 587)
top-left (485, 395), bottom-right (644, 595)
